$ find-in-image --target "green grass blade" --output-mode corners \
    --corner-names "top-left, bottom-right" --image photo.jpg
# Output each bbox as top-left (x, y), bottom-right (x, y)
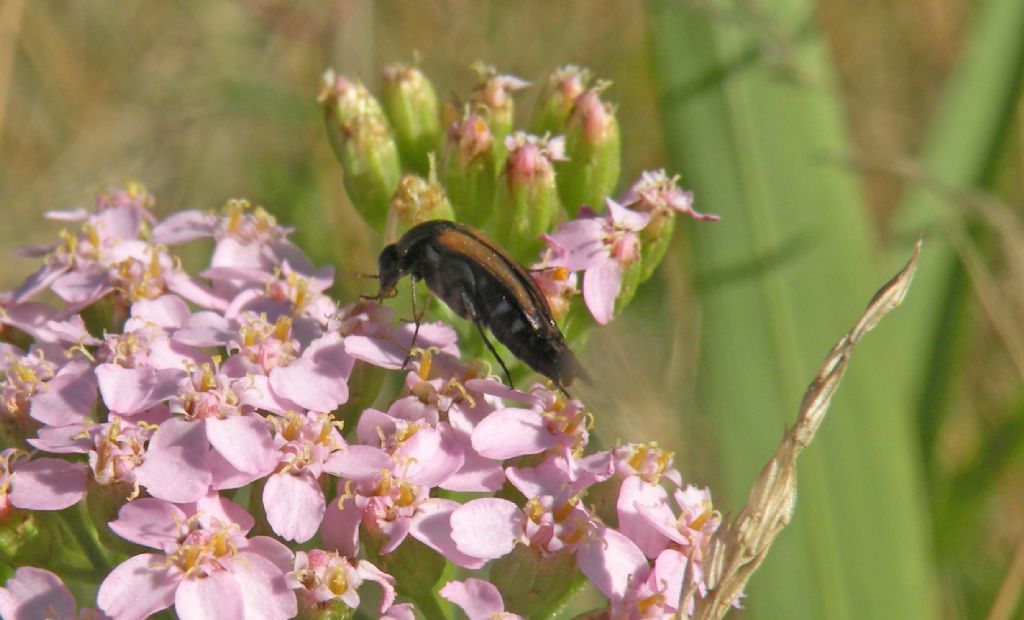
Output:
top-left (884, 0), bottom-right (1024, 466)
top-left (648, 1), bottom-right (935, 618)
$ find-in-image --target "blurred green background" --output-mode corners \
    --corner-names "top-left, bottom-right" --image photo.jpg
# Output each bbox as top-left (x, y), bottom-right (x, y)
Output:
top-left (1, 1), bottom-right (1022, 618)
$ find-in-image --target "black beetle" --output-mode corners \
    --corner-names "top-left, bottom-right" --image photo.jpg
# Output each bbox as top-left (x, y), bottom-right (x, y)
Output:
top-left (368, 220), bottom-right (588, 393)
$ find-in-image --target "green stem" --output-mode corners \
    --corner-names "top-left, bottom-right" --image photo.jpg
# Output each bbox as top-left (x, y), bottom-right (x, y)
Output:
top-left (59, 504), bottom-right (111, 576)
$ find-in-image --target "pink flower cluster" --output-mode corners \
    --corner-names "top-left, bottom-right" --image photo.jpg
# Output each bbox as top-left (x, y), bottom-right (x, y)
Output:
top-left (0, 184), bottom-right (721, 619)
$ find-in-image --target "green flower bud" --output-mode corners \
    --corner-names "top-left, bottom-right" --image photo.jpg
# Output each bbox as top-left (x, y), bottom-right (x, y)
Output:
top-left (381, 63), bottom-right (441, 176)
top-left (467, 62), bottom-right (529, 151)
top-left (494, 133), bottom-right (564, 261)
top-left (529, 65), bottom-right (592, 136)
top-left (388, 171), bottom-right (454, 237)
top-left (319, 70), bottom-right (401, 231)
top-left (558, 86), bottom-right (621, 218)
top-left (491, 544), bottom-right (581, 617)
top-left (443, 111), bottom-right (499, 228)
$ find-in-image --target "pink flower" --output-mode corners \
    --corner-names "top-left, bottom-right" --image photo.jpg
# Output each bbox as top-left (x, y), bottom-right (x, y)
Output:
top-left (450, 454), bottom-right (610, 562)
top-left (440, 578), bottom-right (525, 620)
top-left (530, 245), bottom-right (578, 320)
top-left (0, 566), bottom-right (107, 620)
top-left (133, 362), bottom-right (277, 502)
top-left (321, 408), bottom-right (485, 569)
top-left (98, 494), bottom-right (297, 620)
top-left (1, 349), bottom-right (58, 432)
top-left (29, 414), bottom-right (162, 491)
top-left (543, 198), bottom-right (651, 324)
top-left (624, 169), bottom-right (719, 222)
top-left (286, 549), bottom-right (396, 614)
top-left (471, 384), bottom-right (590, 461)
top-left (263, 411), bottom-right (346, 542)
top-left (13, 184), bottom-right (154, 305)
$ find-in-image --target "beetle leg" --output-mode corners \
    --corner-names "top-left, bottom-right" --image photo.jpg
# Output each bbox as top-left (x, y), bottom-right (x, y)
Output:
top-left (402, 275), bottom-right (424, 371)
top-left (461, 291), bottom-right (514, 388)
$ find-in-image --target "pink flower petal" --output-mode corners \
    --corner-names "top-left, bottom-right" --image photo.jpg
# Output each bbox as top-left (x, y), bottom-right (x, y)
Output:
top-left (450, 498), bottom-right (523, 560)
top-left (654, 548), bottom-right (688, 611)
top-left (439, 578), bottom-right (507, 619)
top-left (29, 361), bottom-right (97, 426)
top-left (52, 270), bottom-right (111, 305)
top-left (109, 498), bottom-right (189, 549)
top-left (398, 426), bottom-right (463, 487)
top-left (98, 553), bottom-right (178, 620)
top-left (131, 294), bottom-right (192, 329)
top-left (96, 364), bottom-right (182, 415)
top-left (44, 314), bottom-right (100, 345)
top-left (175, 570), bottom-right (243, 620)
top-left (0, 567), bottom-right (77, 620)
top-left (151, 210), bottom-right (217, 245)
top-left (355, 408), bottom-right (397, 445)
top-left (321, 495), bottom-right (362, 557)
top-left (471, 408), bottom-right (555, 460)
top-left (606, 197), bottom-right (651, 231)
top-left (268, 332), bottom-right (352, 412)
top-left (28, 423), bottom-right (91, 454)
top-left (136, 445), bottom-right (213, 503)
top-left (173, 311), bottom-right (235, 347)
top-left (263, 471), bottom-right (325, 543)
top-left (196, 493), bottom-right (256, 533)
top-left (10, 458), bottom-right (86, 510)
top-left (245, 536), bottom-right (295, 573)
top-left (343, 334), bottom-right (407, 369)
top-left (617, 476), bottom-right (671, 558)
top-left (205, 415), bottom-right (276, 475)
top-left (544, 218), bottom-right (606, 271)
top-left (408, 499), bottom-right (487, 570)
top-left (14, 262), bottom-right (71, 303)
top-left (577, 526), bottom-right (648, 601)
top-left (582, 259), bottom-right (622, 325)
top-left (382, 603), bottom-right (416, 620)
top-left (233, 552), bottom-right (298, 620)
top-left (323, 445), bottom-right (391, 480)
top-left (166, 272), bottom-right (230, 312)
top-left (208, 449), bottom-right (264, 491)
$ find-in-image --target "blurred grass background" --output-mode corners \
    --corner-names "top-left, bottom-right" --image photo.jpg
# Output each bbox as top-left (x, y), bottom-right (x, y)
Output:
top-left (1, 1), bottom-right (1022, 618)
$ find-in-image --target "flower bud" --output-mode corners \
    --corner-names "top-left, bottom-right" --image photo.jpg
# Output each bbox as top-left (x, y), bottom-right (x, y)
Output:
top-left (494, 133), bottom-right (564, 260)
top-left (319, 70), bottom-right (401, 231)
top-left (467, 62), bottom-right (529, 151)
top-left (388, 172), bottom-right (454, 238)
top-left (443, 111), bottom-right (499, 228)
top-left (558, 86), bottom-right (621, 218)
top-left (530, 65), bottom-right (592, 136)
top-left (381, 63), bottom-right (441, 176)
top-left (490, 544), bottom-right (579, 617)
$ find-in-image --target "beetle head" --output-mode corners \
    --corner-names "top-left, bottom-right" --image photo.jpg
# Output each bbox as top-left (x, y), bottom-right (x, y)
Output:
top-left (373, 243), bottom-right (405, 299)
